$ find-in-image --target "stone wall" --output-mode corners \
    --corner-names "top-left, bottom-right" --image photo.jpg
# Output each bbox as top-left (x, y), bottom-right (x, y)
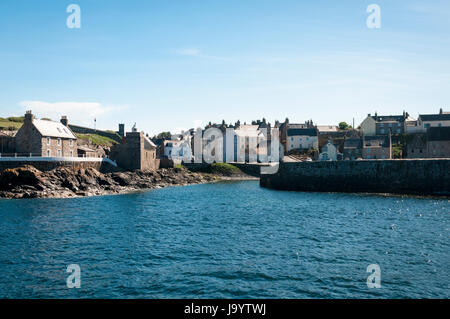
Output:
top-left (0, 159), bottom-right (117, 173)
top-left (260, 159), bottom-right (450, 196)
top-left (109, 132), bottom-right (158, 171)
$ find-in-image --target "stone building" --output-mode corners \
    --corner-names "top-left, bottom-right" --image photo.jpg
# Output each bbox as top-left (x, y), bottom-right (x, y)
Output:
top-left (0, 131), bottom-right (16, 154)
top-left (360, 111), bottom-right (416, 136)
top-left (406, 134), bottom-right (427, 158)
top-left (110, 131), bottom-right (158, 171)
top-left (418, 108), bottom-right (450, 129)
top-left (362, 135), bottom-right (392, 160)
top-left (343, 134), bottom-right (392, 160)
top-left (426, 127), bottom-right (450, 158)
top-left (406, 127), bottom-right (450, 159)
top-left (343, 138), bottom-right (363, 160)
top-left (15, 111), bottom-right (77, 157)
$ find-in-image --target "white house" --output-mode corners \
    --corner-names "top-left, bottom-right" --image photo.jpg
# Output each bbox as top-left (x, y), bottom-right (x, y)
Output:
top-left (418, 109), bottom-right (450, 130)
top-left (319, 141), bottom-right (338, 161)
top-left (286, 127), bottom-right (318, 152)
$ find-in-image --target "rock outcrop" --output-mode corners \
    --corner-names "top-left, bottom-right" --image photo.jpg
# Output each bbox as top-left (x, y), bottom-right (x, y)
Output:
top-left (0, 165), bottom-right (218, 199)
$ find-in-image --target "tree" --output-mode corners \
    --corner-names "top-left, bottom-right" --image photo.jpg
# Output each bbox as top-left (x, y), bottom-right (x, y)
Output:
top-left (339, 122), bottom-right (351, 130)
top-left (156, 131), bottom-right (171, 140)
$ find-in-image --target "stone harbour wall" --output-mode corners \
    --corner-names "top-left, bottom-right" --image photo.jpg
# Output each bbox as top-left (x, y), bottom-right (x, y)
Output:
top-left (260, 159), bottom-right (450, 196)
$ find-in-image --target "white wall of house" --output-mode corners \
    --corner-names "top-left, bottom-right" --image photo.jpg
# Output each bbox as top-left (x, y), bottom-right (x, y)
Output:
top-left (286, 135), bottom-right (318, 152)
top-left (320, 142), bottom-right (337, 161)
top-left (419, 119), bottom-right (450, 129)
top-left (360, 116), bottom-right (376, 136)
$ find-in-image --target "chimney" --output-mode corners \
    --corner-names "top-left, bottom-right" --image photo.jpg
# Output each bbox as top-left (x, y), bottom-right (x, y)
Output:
top-left (24, 110), bottom-right (34, 123)
top-left (118, 123), bottom-right (125, 137)
top-left (60, 116), bottom-right (68, 127)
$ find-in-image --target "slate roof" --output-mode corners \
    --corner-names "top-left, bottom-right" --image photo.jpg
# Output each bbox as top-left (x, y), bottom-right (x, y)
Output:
top-left (371, 115), bottom-right (406, 123)
top-left (287, 128), bottom-right (318, 137)
top-left (32, 119), bottom-right (76, 139)
top-left (427, 127), bottom-right (450, 141)
top-left (419, 113), bottom-right (450, 122)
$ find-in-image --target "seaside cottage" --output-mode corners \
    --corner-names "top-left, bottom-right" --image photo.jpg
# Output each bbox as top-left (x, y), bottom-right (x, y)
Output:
top-left (15, 111), bottom-right (77, 157)
top-left (360, 111), bottom-right (416, 136)
top-left (418, 109), bottom-right (450, 130)
top-left (278, 119), bottom-right (319, 155)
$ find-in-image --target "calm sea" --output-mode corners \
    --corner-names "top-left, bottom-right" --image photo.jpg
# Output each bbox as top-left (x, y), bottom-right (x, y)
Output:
top-left (0, 181), bottom-right (448, 298)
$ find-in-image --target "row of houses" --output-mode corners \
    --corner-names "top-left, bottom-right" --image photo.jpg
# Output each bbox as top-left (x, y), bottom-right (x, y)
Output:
top-left (154, 108), bottom-right (450, 163)
top-left (3, 108), bottom-right (450, 170)
top-left (0, 111), bottom-right (158, 171)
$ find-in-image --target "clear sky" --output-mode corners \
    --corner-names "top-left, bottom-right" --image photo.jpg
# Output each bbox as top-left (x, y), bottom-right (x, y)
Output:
top-left (0, 0), bottom-right (449, 135)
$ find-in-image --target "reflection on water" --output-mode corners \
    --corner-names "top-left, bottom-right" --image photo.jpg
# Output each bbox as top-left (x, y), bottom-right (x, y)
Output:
top-left (0, 181), bottom-right (449, 298)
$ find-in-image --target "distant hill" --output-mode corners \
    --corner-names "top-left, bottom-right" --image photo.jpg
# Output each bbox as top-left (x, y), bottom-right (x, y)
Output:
top-left (76, 133), bottom-right (119, 147)
top-left (0, 116), bottom-right (24, 130)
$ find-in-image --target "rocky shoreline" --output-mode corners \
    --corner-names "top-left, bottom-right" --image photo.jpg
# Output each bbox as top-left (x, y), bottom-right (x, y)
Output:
top-left (0, 165), bottom-right (225, 199)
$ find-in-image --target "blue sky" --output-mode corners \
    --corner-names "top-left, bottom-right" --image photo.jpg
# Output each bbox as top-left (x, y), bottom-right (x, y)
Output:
top-left (0, 0), bottom-right (449, 135)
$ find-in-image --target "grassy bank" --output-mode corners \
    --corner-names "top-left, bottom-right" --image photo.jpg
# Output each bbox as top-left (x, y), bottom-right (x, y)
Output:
top-left (76, 133), bottom-right (119, 147)
top-left (0, 117), bottom-right (24, 130)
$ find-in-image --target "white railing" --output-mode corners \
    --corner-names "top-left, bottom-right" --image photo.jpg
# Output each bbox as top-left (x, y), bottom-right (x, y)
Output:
top-left (0, 155), bottom-right (117, 167)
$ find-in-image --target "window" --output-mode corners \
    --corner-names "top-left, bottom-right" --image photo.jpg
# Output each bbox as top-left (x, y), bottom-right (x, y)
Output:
top-left (425, 123), bottom-right (431, 128)
top-left (47, 137), bottom-right (50, 145)
top-left (380, 129), bottom-right (385, 134)
top-left (438, 123), bottom-right (442, 127)
top-left (47, 150), bottom-right (51, 157)
top-left (380, 123), bottom-right (384, 127)
top-left (397, 129), bottom-right (401, 134)
top-left (57, 138), bottom-right (61, 146)
top-left (389, 123), bottom-right (393, 127)
top-left (69, 139), bottom-right (73, 146)
top-left (70, 151), bottom-right (73, 157)
top-left (291, 137), bottom-right (293, 141)
top-left (57, 150), bottom-right (61, 157)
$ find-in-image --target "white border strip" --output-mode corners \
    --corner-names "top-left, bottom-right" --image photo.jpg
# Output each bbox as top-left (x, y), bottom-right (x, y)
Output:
top-left (0, 157), bottom-right (117, 167)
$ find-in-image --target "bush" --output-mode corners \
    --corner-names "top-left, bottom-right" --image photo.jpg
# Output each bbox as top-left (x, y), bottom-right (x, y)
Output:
top-left (6, 116), bottom-right (24, 123)
top-left (209, 163), bottom-right (242, 176)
